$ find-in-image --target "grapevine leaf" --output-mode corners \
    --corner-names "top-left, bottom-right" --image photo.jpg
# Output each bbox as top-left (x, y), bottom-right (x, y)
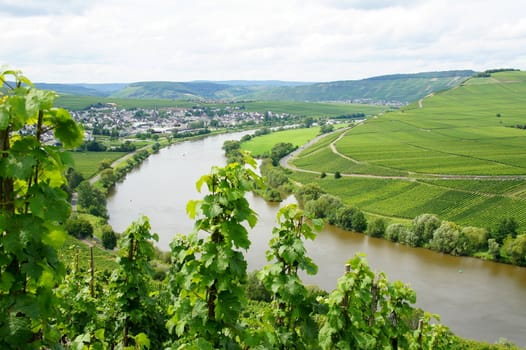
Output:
top-left (186, 199), bottom-right (200, 219)
top-left (0, 106), bottom-right (9, 129)
top-left (0, 271), bottom-right (15, 292)
top-left (42, 226), bottom-right (67, 249)
top-left (47, 108), bottom-right (84, 148)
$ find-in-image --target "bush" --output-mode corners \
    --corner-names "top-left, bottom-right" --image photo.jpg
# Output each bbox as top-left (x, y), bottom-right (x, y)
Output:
top-left (430, 221), bottom-right (460, 254)
top-left (456, 227), bottom-right (488, 256)
top-left (65, 216), bottom-right (94, 239)
top-left (367, 218), bottom-right (386, 238)
top-left (334, 171), bottom-right (342, 179)
top-left (385, 223), bottom-right (410, 243)
top-left (101, 225), bottom-right (117, 250)
top-left (412, 213), bottom-right (441, 247)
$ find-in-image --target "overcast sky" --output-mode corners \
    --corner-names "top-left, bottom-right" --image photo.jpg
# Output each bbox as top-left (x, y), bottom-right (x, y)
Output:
top-left (1, 0), bottom-right (525, 83)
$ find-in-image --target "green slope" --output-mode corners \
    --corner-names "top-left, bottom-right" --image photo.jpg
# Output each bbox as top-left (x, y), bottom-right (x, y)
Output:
top-left (290, 70), bottom-right (526, 229)
top-left (50, 71), bottom-right (474, 105)
top-left (242, 70), bottom-right (474, 104)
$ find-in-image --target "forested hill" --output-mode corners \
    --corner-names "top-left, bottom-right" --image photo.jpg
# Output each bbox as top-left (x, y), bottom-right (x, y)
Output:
top-left (242, 70), bottom-right (475, 105)
top-left (36, 70), bottom-right (475, 105)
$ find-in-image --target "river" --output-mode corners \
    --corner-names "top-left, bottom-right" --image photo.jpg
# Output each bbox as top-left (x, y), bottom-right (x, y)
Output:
top-left (107, 131), bottom-right (526, 346)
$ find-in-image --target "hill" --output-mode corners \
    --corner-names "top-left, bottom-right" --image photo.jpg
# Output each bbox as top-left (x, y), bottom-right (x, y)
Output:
top-left (40, 70), bottom-right (475, 105)
top-left (243, 70), bottom-right (474, 105)
top-left (288, 70), bottom-right (526, 230)
top-left (35, 82), bottom-right (127, 97)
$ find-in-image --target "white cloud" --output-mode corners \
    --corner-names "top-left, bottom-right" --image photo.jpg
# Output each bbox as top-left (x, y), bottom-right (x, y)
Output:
top-left (1, 0), bottom-right (525, 82)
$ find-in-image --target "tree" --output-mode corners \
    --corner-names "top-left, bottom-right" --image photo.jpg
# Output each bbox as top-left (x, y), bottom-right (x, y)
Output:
top-left (335, 206), bottom-right (367, 232)
top-left (430, 221), bottom-right (460, 254)
top-left (0, 68), bottom-right (83, 348)
top-left (65, 215), bottom-right (94, 239)
top-left (505, 234), bottom-right (526, 266)
top-left (367, 218), bottom-right (386, 238)
top-left (319, 124), bottom-right (334, 134)
top-left (385, 223), bottom-right (409, 243)
top-left (66, 167), bottom-right (85, 190)
top-left (412, 213), bottom-right (441, 247)
top-left (270, 142), bottom-right (296, 166)
top-left (351, 210), bottom-right (368, 232)
top-left (76, 181), bottom-right (108, 218)
top-left (99, 168), bottom-right (116, 188)
top-left (456, 227), bottom-right (488, 256)
top-left (492, 217), bottom-right (519, 244)
top-left (98, 159), bottom-right (112, 170)
top-left (101, 224), bottom-right (117, 250)
top-left (303, 116), bottom-right (315, 128)
top-left (334, 171), bottom-right (342, 179)
top-left (304, 193), bottom-right (342, 224)
top-left (295, 183), bottom-right (324, 204)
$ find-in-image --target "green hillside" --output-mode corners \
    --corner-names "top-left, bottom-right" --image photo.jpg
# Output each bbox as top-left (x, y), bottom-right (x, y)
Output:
top-left (48, 70), bottom-right (475, 105)
top-left (289, 70), bottom-right (526, 229)
top-left (243, 70), bottom-right (474, 104)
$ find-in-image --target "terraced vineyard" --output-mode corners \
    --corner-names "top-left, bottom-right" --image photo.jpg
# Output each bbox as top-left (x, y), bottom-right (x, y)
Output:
top-left (288, 71), bottom-right (526, 229)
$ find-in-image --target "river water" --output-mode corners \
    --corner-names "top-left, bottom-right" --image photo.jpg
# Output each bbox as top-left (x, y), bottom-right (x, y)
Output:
top-left (107, 131), bottom-right (526, 346)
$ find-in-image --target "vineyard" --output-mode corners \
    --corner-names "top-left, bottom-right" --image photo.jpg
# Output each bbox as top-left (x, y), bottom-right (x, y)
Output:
top-left (288, 71), bottom-right (526, 230)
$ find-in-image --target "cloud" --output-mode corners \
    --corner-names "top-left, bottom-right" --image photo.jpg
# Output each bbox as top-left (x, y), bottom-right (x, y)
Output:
top-left (0, 0), bottom-right (97, 16)
top-left (1, 0), bottom-right (525, 82)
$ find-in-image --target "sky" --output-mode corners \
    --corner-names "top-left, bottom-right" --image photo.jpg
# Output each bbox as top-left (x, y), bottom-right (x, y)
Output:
top-left (1, 0), bottom-right (525, 83)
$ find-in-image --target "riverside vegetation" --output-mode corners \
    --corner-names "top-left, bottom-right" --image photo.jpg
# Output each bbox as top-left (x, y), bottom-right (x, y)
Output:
top-left (1, 69), bottom-right (523, 349)
top-left (248, 71), bottom-right (526, 267)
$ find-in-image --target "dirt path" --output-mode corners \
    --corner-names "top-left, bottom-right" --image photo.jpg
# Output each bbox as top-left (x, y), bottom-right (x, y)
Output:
top-left (280, 127), bottom-right (525, 182)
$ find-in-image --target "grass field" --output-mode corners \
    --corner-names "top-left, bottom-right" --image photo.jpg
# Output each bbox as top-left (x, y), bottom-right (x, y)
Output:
top-left (288, 71), bottom-right (526, 230)
top-left (69, 151), bottom-right (127, 178)
top-left (241, 127), bottom-right (322, 156)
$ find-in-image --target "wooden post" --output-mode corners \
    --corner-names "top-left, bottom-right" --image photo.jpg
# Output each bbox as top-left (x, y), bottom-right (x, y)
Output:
top-left (90, 246), bottom-right (95, 298)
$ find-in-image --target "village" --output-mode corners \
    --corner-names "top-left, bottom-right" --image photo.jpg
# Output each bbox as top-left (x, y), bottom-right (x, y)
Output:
top-left (69, 104), bottom-right (300, 141)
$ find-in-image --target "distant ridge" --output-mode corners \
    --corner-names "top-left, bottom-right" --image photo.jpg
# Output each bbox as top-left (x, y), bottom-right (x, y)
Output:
top-left (36, 70), bottom-right (476, 105)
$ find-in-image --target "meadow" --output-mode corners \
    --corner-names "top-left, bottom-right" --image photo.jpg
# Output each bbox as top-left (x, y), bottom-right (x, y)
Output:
top-left (69, 151), bottom-right (127, 178)
top-left (289, 71), bottom-right (526, 230)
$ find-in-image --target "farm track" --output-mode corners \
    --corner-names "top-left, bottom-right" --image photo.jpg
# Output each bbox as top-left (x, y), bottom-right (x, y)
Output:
top-left (280, 128), bottom-right (526, 183)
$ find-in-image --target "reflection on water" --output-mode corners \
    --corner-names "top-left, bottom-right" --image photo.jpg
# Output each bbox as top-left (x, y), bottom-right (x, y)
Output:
top-left (107, 132), bottom-right (526, 346)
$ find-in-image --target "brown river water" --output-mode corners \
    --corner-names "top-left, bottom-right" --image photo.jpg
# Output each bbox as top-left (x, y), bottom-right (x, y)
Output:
top-left (107, 131), bottom-right (526, 346)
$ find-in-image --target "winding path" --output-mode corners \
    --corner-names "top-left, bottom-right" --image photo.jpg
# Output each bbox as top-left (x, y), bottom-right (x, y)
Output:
top-left (280, 127), bottom-right (525, 182)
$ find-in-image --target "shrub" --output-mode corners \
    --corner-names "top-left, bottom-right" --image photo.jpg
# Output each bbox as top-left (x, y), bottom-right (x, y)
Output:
top-left (385, 223), bottom-right (408, 242)
top-left (412, 214), bottom-right (441, 247)
top-left (101, 225), bottom-right (117, 250)
top-left (367, 218), bottom-right (386, 238)
top-left (65, 216), bottom-right (94, 239)
top-left (430, 221), bottom-right (460, 254)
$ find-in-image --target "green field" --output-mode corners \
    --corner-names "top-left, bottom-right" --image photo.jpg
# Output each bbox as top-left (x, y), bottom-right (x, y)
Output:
top-left (69, 151), bottom-right (127, 178)
top-left (241, 127), bottom-right (322, 156)
top-left (288, 71), bottom-right (526, 230)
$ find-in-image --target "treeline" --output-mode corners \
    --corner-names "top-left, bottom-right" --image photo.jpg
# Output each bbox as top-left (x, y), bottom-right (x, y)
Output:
top-left (296, 181), bottom-right (526, 266)
top-left (252, 146), bottom-right (526, 267)
top-left (78, 139), bottom-right (137, 152)
top-left (475, 68), bottom-right (520, 78)
top-left (334, 112), bottom-right (366, 119)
